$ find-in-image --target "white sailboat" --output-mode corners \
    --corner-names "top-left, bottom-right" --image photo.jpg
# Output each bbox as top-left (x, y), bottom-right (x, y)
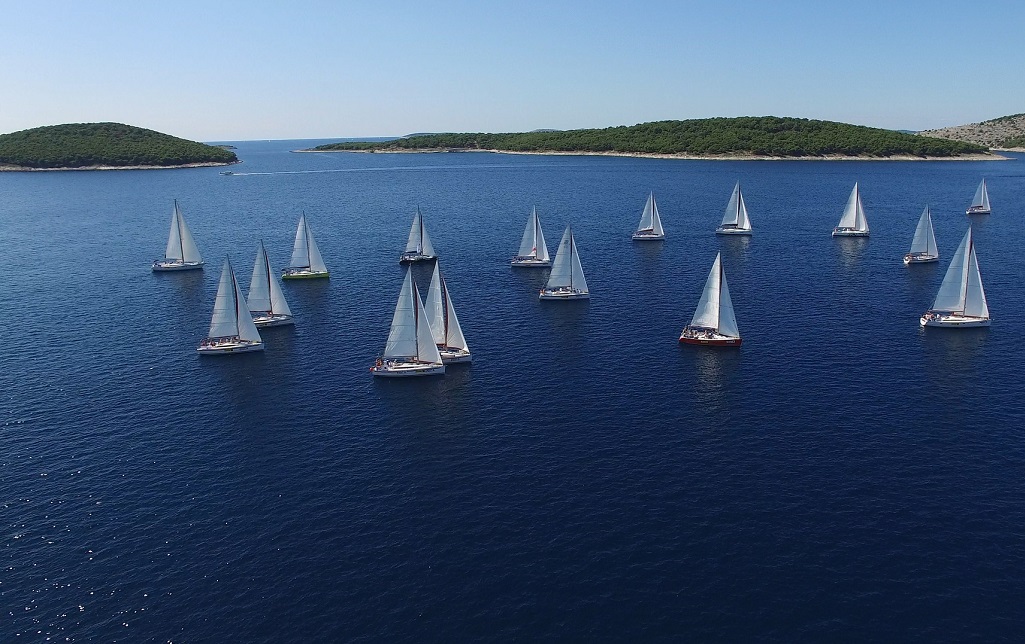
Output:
top-left (371, 267), bottom-right (446, 377)
top-left (511, 206), bottom-right (551, 267)
top-left (539, 225), bottom-right (589, 300)
top-left (903, 206), bottom-right (939, 265)
top-left (632, 192), bottom-right (665, 240)
top-left (425, 263), bottom-right (471, 363)
top-left (715, 182), bottom-right (753, 235)
top-left (247, 240), bottom-right (294, 327)
top-left (679, 253), bottom-right (741, 346)
top-left (282, 212), bottom-right (329, 279)
top-left (198, 258), bottom-right (264, 354)
top-left (153, 199), bottom-right (204, 271)
top-left (399, 207), bottom-right (438, 264)
top-left (921, 227), bottom-right (990, 328)
top-left (831, 183), bottom-right (870, 237)
top-left (966, 178), bottom-right (991, 215)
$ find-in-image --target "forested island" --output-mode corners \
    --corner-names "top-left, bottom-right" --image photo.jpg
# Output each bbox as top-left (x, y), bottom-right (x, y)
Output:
top-left (0, 123), bottom-right (238, 170)
top-left (306, 117), bottom-right (990, 159)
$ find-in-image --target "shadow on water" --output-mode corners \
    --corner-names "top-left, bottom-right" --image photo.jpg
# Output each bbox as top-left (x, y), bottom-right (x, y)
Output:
top-left (155, 268), bottom-right (207, 301)
top-left (716, 234), bottom-right (752, 265)
top-left (921, 326), bottom-right (989, 374)
top-left (677, 344), bottom-right (742, 425)
top-left (509, 266), bottom-right (551, 291)
top-left (834, 236), bottom-right (869, 269)
top-left (632, 239), bottom-right (664, 261)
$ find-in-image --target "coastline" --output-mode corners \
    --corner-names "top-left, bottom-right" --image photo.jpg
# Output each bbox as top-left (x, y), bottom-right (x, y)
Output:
top-left (0, 160), bottom-right (240, 172)
top-left (297, 148), bottom-right (1007, 161)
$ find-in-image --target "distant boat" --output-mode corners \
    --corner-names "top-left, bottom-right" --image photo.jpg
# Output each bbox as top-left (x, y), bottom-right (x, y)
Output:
top-left (715, 181), bottom-right (753, 235)
top-left (632, 192), bottom-right (665, 240)
top-left (903, 206), bottom-right (939, 265)
top-left (921, 227), bottom-right (990, 328)
top-left (425, 263), bottom-right (471, 363)
top-left (831, 183), bottom-right (870, 237)
top-left (540, 225), bottom-right (589, 300)
top-left (152, 199), bottom-right (204, 271)
top-left (679, 252), bottom-right (741, 346)
top-left (511, 206), bottom-right (551, 267)
top-left (371, 267), bottom-right (446, 377)
top-left (399, 206), bottom-right (438, 264)
top-left (219, 171), bottom-right (233, 176)
top-left (966, 179), bottom-right (991, 215)
top-left (247, 240), bottom-right (294, 327)
top-left (198, 258), bottom-right (264, 354)
top-left (282, 212), bottom-right (329, 279)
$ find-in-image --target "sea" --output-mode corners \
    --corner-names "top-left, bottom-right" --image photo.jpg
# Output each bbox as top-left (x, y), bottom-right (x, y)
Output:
top-left (2, 142), bottom-right (1024, 642)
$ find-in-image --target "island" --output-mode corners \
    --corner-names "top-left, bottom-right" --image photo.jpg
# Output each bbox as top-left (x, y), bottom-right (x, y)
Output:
top-left (918, 113), bottom-right (1025, 151)
top-left (303, 116), bottom-right (992, 159)
top-left (0, 122), bottom-right (239, 171)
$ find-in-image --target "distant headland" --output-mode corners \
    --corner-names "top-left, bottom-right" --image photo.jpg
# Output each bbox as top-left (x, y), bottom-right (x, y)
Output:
top-left (302, 116), bottom-right (999, 160)
top-left (0, 123), bottom-right (239, 171)
top-left (918, 113), bottom-right (1025, 151)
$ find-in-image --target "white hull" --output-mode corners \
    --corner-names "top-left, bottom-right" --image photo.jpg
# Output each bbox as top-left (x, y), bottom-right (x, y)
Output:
top-left (966, 206), bottom-right (990, 216)
top-left (920, 313), bottom-right (990, 328)
top-left (903, 253), bottom-right (939, 265)
top-left (197, 338), bottom-right (264, 354)
top-left (282, 268), bottom-right (329, 279)
top-left (252, 313), bottom-right (294, 328)
top-left (510, 257), bottom-right (551, 267)
top-left (539, 287), bottom-right (589, 300)
top-left (371, 360), bottom-right (446, 377)
top-left (399, 252), bottom-right (437, 264)
top-left (632, 231), bottom-right (665, 241)
top-left (715, 226), bottom-right (752, 236)
top-left (832, 228), bottom-right (869, 237)
top-left (153, 259), bottom-right (204, 271)
top-left (439, 347), bottom-right (472, 364)
top-left (679, 326), bottom-right (742, 346)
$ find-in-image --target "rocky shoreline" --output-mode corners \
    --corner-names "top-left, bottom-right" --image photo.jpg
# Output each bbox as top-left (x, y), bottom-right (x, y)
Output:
top-left (0, 160), bottom-right (240, 172)
top-left (298, 148), bottom-right (1006, 161)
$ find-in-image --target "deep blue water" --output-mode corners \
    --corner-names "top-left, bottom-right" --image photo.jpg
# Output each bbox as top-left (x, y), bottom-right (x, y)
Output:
top-left (3, 143), bottom-right (1025, 641)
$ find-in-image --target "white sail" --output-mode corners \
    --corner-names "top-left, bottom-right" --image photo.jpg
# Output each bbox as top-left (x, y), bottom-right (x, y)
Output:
top-left (720, 182), bottom-right (751, 230)
top-left (518, 207), bottom-right (550, 260)
top-left (248, 241), bottom-right (292, 316)
top-left (964, 239), bottom-right (989, 319)
top-left (164, 200), bottom-right (202, 263)
top-left (425, 263), bottom-right (469, 350)
top-left (930, 227), bottom-right (988, 318)
top-left (384, 268), bottom-right (443, 363)
top-left (909, 206), bottom-right (938, 256)
top-left (836, 183), bottom-right (869, 232)
top-left (971, 179), bottom-right (990, 210)
top-left (289, 213), bottom-right (327, 272)
top-left (690, 253), bottom-right (723, 329)
top-left (404, 208), bottom-right (437, 256)
top-left (636, 193), bottom-right (664, 236)
top-left (717, 263), bottom-right (740, 338)
top-left (545, 226), bottom-right (588, 292)
top-left (209, 259), bottom-right (262, 342)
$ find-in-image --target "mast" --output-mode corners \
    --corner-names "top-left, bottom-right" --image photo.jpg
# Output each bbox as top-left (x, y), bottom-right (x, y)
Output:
top-left (568, 227), bottom-right (574, 289)
top-left (304, 213), bottom-right (312, 268)
top-left (175, 200), bottom-right (185, 259)
top-left (533, 209), bottom-right (540, 257)
top-left (441, 276), bottom-right (450, 344)
top-left (412, 276), bottom-right (420, 359)
top-left (263, 242), bottom-right (273, 312)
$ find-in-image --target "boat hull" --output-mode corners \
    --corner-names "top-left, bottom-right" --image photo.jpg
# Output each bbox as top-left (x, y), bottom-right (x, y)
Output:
top-left (539, 288), bottom-right (589, 300)
top-left (197, 339), bottom-right (264, 354)
top-left (281, 269), bottom-right (329, 279)
top-left (631, 231), bottom-right (665, 241)
top-left (832, 228), bottom-right (869, 237)
top-left (920, 313), bottom-right (991, 328)
top-left (903, 253), bottom-right (939, 265)
top-left (439, 347), bottom-right (472, 364)
top-left (399, 253), bottom-right (437, 265)
top-left (715, 226), bottom-right (752, 236)
top-left (679, 334), bottom-right (742, 347)
top-left (252, 313), bottom-right (294, 328)
top-left (370, 360), bottom-right (446, 377)
top-left (153, 260), bottom-right (204, 272)
top-left (966, 207), bottom-right (991, 215)
top-left (510, 257), bottom-right (551, 267)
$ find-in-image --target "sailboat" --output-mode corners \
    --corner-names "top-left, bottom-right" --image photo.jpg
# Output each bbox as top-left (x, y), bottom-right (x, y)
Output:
top-left (425, 263), bottom-right (471, 363)
top-left (371, 267), bottom-right (446, 377)
top-left (511, 206), bottom-right (551, 267)
top-left (921, 227), bottom-right (990, 328)
top-left (282, 212), bottom-right (329, 279)
top-left (831, 183), bottom-right (870, 237)
top-left (399, 207), bottom-right (438, 264)
top-left (632, 192), bottom-right (665, 240)
top-left (152, 199), bottom-right (204, 271)
top-left (539, 225), bottom-right (589, 300)
top-left (247, 241), bottom-right (294, 327)
top-left (197, 258), bottom-right (264, 354)
top-left (966, 179), bottom-right (991, 215)
top-left (679, 253), bottom-right (741, 346)
top-left (715, 182), bottom-right (753, 235)
top-left (903, 206), bottom-right (939, 265)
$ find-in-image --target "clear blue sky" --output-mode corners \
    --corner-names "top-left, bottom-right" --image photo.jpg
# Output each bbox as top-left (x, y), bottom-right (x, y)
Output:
top-left (2, 0), bottom-right (1022, 141)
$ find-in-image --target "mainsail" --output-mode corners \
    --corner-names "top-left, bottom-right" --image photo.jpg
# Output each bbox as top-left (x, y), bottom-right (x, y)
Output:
top-left (383, 268), bottom-right (443, 363)
top-left (836, 183), bottom-right (869, 232)
top-left (930, 227), bottom-right (988, 318)
top-left (405, 207), bottom-right (436, 256)
top-left (289, 213), bottom-right (327, 272)
top-left (690, 253), bottom-right (739, 337)
top-left (165, 200), bottom-right (202, 263)
top-left (248, 241), bottom-right (292, 316)
top-left (636, 193), bottom-right (664, 236)
top-left (517, 207), bottom-right (550, 260)
top-left (209, 259), bottom-right (262, 342)
top-left (908, 206), bottom-right (938, 256)
top-left (425, 263), bottom-right (469, 351)
top-left (720, 182), bottom-right (751, 230)
top-left (546, 226), bottom-right (588, 292)
top-left (970, 179), bottom-right (991, 211)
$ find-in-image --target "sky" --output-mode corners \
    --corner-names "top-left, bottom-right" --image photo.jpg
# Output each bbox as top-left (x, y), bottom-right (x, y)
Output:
top-left (1, 0), bottom-right (1022, 141)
